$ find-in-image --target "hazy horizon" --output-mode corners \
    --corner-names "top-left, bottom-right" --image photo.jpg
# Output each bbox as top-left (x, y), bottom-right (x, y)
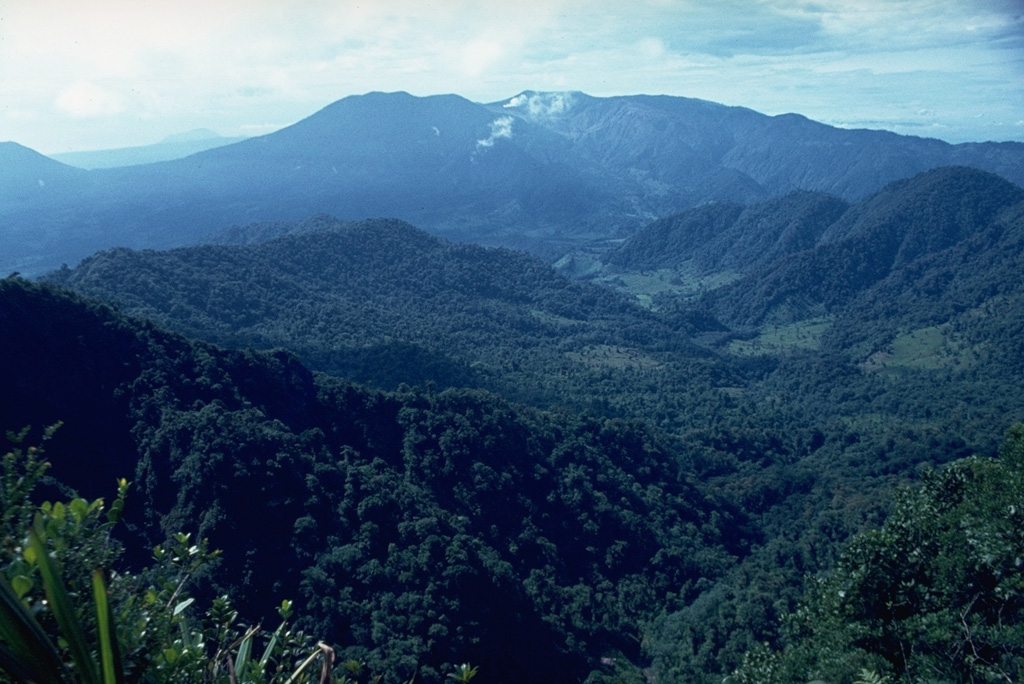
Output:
top-left (3, 0), bottom-right (1023, 154)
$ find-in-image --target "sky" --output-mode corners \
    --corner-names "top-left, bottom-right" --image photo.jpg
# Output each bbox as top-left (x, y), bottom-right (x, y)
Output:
top-left (2, 0), bottom-right (1023, 154)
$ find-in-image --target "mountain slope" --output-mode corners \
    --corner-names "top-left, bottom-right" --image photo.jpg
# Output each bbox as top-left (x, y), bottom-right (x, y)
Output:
top-left (495, 92), bottom-right (1024, 198)
top-left (582, 167), bottom-right (1024, 445)
top-left (49, 130), bottom-right (247, 169)
top-left (704, 167), bottom-right (1024, 325)
top-left (0, 276), bottom-right (747, 684)
top-left (0, 142), bottom-right (90, 205)
top-left (825, 194), bottom-right (1024, 371)
top-left (3, 91), bottom-right (1023, 275)
top-left (605, 191), bottom-right (849, 274)
top-left (47, 217), bottom-right (730, 420)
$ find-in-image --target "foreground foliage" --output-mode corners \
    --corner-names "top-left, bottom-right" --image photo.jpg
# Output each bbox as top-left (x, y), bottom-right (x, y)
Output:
top-left (1, 278), bottom-right (750, 683)
top-left (733, 424), bottom-right (1024, 684)
top-left (0, 428), bottom-right (336, 684)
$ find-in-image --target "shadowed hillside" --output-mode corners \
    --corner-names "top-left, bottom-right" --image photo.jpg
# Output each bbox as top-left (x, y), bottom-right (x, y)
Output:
top-left (703, 167), bottom-right (1024, 325)
top-left (0, 276), bottom-right (751, 684)
top-left (47, 218), bottom-right (732, 421)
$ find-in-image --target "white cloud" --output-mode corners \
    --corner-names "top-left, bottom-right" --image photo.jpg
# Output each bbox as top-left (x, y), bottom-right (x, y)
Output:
top-left (637, 37), bottom-right (667, 60)
top-left (504, 92), bottom-right (576, 118)
top-left (1, 0), bottom-right (1022, 150)
top-left (461, 38), bottom-right (505, 76)
top-left (55, 81), bottom-right (125, 118)
top-left (476, 115), bottom-right (515, 151)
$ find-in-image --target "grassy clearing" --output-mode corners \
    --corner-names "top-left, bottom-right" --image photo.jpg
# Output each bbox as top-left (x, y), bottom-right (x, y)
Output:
top-left (861, 324), bottom-right (985, 372)
top-left (591, 265), bottom-right (742, 308)
top-left (726, 316), bottom-right (834, 356)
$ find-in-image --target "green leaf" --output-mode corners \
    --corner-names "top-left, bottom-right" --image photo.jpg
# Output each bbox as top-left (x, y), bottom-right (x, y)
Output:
top-left (234, 626), bottom-right (256, 677)
top-left (22, 544), bottom-right (37, 565)
top-left (172, 597), bottom-right (195, 616)
top-left (92, 570), bottom-right (124, 684)
top-left (259, 620), bottom-right (287, 669)
top-left (0, 572), bottom-right (69, 684)
top-left (10, 575), bottom-right (32, 599)
top-left (30, 516), bottom-right (102, 684)
top-left (69, 499), bottom-right (89, 524)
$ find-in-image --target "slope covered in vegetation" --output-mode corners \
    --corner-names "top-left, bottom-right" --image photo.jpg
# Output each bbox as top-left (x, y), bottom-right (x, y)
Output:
top-left (9, 166), bottom-right (1024, 683)
top-left (733, 425), bottom-right (1024, 684)
top-left (47, 218), bottom-right (730, 426)
top-left (1, 277), bottom-right (750, 684)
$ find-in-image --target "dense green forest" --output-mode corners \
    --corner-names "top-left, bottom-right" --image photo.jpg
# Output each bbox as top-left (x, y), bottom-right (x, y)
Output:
top-left (47, 216), bottom-right (733, 425)
top-left (731, 424), bottom-right (1024, 684)
top-left (4, 166), bottom-right (1024, 683)
top-left (1, 278), bottom-right (750, 683)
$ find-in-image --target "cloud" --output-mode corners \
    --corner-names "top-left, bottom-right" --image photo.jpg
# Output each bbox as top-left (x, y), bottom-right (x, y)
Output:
top-left (504, 92), bottom-right (575, 118)
top-left (3, 0), bottom-right (1023, 151)
top-left (461, 38), bottom-right (505, 76)
top-left (475, 115), bottom-right (514, 151)
top-left (55, 81), bottom-right (125, 118)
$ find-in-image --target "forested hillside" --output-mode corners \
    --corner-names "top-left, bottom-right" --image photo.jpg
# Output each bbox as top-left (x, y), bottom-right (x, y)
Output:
top-left (703, 167), bottom-right (1024, 326)
top-left (6, 161), bottom-right (1024, 684)
top-left (586, 165), bottom-right (1024, 457)
top-left (18, 165), bottom-right (1023, 683)
top-left (48, 217), bottom-right (731, 425)
top-left (6, 265), bottom-right (1020, 683)
top-left (732, 426), bottom-right (1024, 684)
top-left (1, 277), bottom-right (750, 683)
top-left (603, 191), bottom-right (849, 275)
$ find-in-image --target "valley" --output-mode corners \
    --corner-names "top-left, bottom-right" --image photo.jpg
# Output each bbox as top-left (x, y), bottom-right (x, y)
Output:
top-left (1, 93), bottom-right (1023, 684)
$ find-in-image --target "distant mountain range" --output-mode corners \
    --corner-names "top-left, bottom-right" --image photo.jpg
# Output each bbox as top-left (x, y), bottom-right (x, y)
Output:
top-left (3, 90), bottom-right (1023, 275)
top-left (48, 129), bottom-right (247, 169)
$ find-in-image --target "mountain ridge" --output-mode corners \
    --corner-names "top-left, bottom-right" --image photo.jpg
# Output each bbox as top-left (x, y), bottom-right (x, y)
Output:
top-left (701, 166), bottom-right (1024, 325)
top-left (47, 216), bottom-right (723, 411)
top-left (49, 130), bottom-right (247, 169)
top-left (3, 90), bottom-right (1022, 275)
top-left (0, 141), bottom-right (90, 203)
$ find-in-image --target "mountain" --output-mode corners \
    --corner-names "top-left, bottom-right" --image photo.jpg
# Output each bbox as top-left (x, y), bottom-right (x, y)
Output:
top-left (584, 166), bottom-right (1024, 455)
top-left (825, 182), bottom-right (1024, 375)
top-left (49, 129), bottom-right (247, 169)
top-left (46, 217), bottom-right (727, 419)
top-left (14, 168), bottom-right (1024, 681)
top-left (161, 127), bottom-right (233, 143)
top-left (702, 167), bottom-right (1024, 326)
top-left (45, 169), bottom-right (1024, 462)
top-left (0, 141), bottom-right (90, 205)
top-left (3, 91), bottom-right (1023, 275)
top-left (603, 190), bottom-right (850, 275)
